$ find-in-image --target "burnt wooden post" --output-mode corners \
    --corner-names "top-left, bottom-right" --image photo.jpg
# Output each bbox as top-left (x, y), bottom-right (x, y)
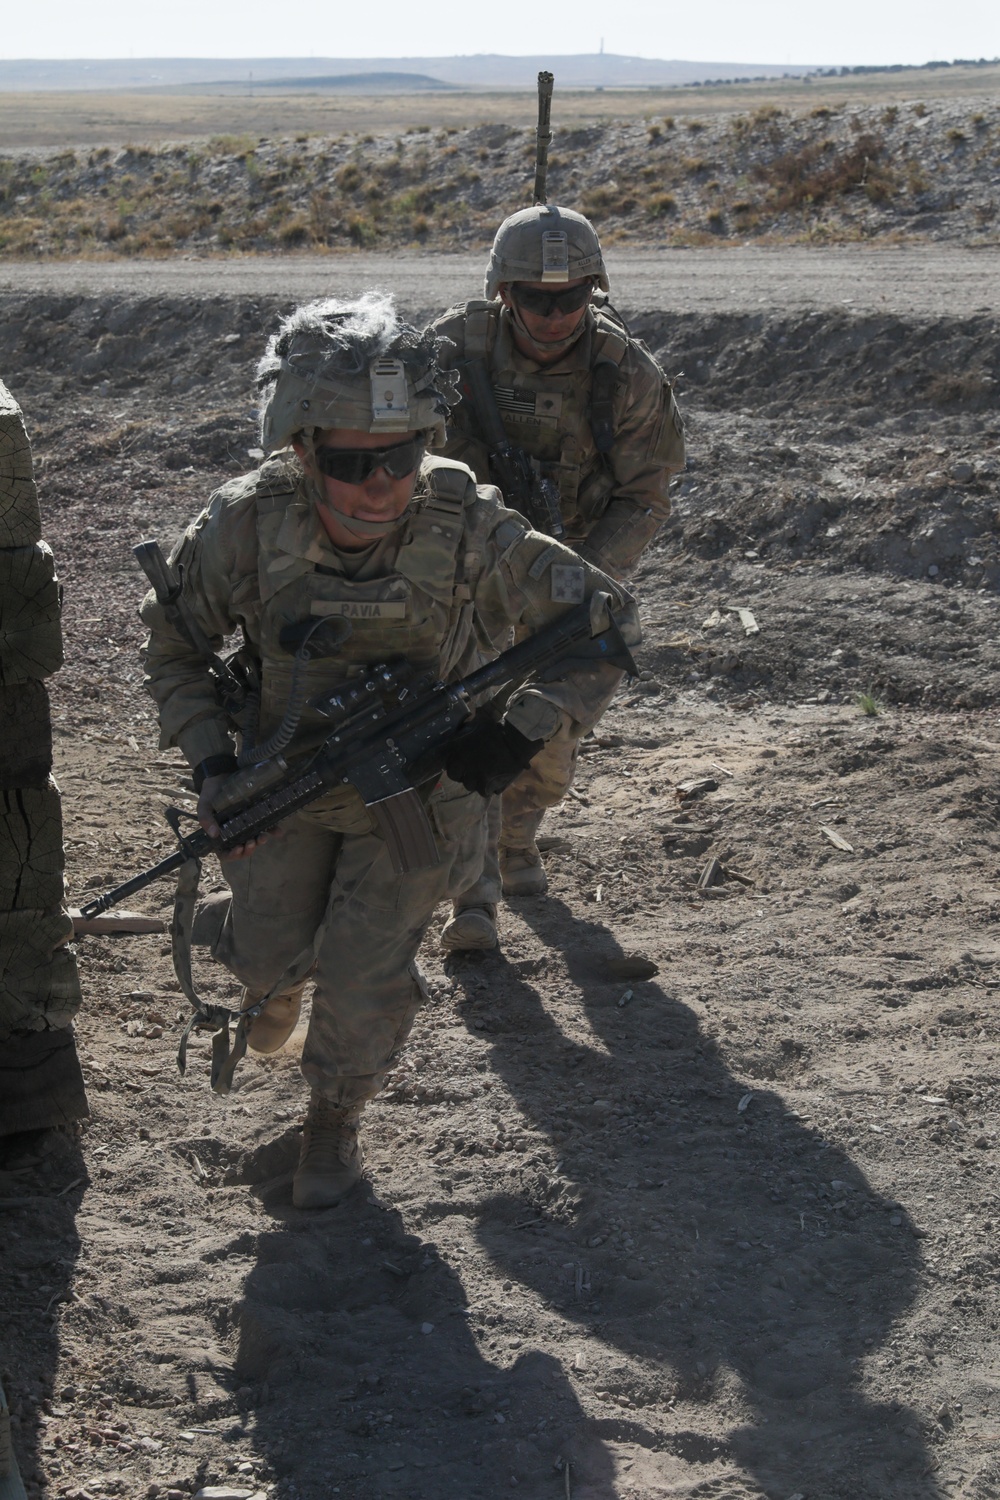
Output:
top-left (0, 379), bottom-right (88, 1136)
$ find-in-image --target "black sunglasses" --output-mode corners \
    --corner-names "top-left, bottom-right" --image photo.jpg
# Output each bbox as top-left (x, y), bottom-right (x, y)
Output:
top-left (314, 437), bottom-right (423, 485)
top-left (510, 281), bottom-right (594, 318)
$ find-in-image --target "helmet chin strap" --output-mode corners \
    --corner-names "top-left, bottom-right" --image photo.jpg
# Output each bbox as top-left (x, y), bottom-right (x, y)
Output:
top-left (316, 497), bottom-right (409, 540)
top-left (299, 429), bottom-right (417, 541)
top-left (507, 301), bottom-right (589, 359)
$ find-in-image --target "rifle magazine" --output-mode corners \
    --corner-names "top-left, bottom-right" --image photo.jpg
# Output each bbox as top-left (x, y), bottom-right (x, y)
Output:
top-left (371, 788), bottom-right (441, 874)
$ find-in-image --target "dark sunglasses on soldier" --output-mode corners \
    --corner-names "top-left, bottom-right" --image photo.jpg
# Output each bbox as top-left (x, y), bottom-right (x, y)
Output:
top-left (510, 281), bottom-right (595, 318)
top-left (314, 437), bottom-right (424, 485)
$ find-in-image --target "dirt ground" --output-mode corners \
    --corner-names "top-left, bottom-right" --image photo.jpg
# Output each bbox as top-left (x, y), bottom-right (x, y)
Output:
top-left (2, 252), bottom-right (1000, 1500)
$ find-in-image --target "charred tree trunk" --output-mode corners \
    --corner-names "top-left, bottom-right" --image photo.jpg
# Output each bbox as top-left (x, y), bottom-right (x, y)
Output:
top-left (0, 380), bottom-right (87, 1137)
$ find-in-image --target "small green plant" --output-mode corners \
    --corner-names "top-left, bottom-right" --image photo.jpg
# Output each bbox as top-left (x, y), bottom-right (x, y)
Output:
top-left (647, 122), bottom-right (663, 142)
top-left (856, 690), bottom-right (883, 717)
top-left (881, 105), bottom-right (899, 125)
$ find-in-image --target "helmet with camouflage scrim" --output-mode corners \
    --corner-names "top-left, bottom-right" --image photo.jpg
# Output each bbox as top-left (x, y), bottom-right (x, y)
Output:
top-left (484, 204), bottom-right (610, 300)
top-left (257, 291), bottom-right (459, 454)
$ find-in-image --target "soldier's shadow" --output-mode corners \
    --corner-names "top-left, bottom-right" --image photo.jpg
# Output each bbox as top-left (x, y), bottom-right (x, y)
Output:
top-left (231, 1181), bottom-right (617, 1500)
top-left (0, 1130), bottom-right (86, 1499)
top-left (444, 895), bottom-right (943, 1500)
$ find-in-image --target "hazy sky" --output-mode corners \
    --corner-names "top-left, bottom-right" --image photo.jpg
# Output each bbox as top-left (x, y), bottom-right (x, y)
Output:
top-left (2, 0), bottom-right (998, 69)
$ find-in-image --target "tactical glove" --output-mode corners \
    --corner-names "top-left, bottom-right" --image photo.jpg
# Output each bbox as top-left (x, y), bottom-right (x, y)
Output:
top-left (442, 718), bottom-right (544, 798)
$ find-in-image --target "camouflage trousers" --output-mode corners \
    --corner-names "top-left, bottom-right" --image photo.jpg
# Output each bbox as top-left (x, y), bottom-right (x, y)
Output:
top-left (458, 664), bottom-right (621, 910)
top-left (211, 780), bottom-right (487, 1103)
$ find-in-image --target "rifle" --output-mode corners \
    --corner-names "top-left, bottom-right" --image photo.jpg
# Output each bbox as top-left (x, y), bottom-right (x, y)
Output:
top-left (134, 539), bottom-right (255, 730)
top-left (459, 359), bottom-right (566, 541)
top-left (533, 70), bottom-right (554, 205)
top-left (78, 594), bottom-right (634, 922)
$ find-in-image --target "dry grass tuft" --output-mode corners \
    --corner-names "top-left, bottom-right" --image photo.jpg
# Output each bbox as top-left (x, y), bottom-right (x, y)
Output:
top-left (753, 132), bottom-right (896, 211)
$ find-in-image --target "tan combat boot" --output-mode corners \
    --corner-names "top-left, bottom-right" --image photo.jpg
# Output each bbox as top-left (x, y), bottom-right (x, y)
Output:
top-left (240, 982), bottom-right (306, 1055)
top-left (440, 904), bottom-right (498, 952)
top-left (292, 1094), bottom-right (365, 1209)
top-left (499, 843), bottom-right (548, 897)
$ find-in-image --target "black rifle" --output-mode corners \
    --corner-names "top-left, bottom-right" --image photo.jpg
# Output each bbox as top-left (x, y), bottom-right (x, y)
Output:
top-left (134, 539), bottom-right (255, 729)
top-left (460, 359), bottom-right (566, 541)
top-left (78, 595), bottom-right (634, 921)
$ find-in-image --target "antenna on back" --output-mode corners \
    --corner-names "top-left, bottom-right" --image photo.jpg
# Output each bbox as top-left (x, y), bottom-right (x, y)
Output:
top-left (533, 71), bottom-right (554, 205)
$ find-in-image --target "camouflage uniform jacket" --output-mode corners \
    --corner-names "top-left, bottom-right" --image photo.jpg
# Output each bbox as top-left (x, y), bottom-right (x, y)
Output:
top-left (140, 453), bottom-right (639, 818)
top-left (430, 300), bottom-right (685, 578)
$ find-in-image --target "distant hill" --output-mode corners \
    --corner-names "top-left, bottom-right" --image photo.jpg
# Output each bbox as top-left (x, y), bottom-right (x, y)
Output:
top-left (0, 53), bottom-right (819, 93)
top-left (240, 72), bottom-right (455, 93)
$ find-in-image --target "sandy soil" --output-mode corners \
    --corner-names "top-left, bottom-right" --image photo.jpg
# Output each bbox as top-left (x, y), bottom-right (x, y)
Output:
top-left (2, 251), bottom-right (1000, 1500)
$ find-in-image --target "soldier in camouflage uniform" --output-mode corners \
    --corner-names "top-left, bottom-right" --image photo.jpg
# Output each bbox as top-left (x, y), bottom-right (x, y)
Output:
top-left (431, 204), bottom-right (685, 952)
top-left (141, 293), bottom-right (639, 1209)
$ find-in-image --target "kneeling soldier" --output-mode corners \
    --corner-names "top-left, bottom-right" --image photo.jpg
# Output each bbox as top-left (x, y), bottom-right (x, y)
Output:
top-left (140, 293), bottom-right (639, 1209)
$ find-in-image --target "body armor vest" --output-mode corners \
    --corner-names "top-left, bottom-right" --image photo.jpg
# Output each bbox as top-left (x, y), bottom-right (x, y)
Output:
top-left (232, 457), bottom-right (486, 827)
top-left (460, 300), bottom-right (630, 538)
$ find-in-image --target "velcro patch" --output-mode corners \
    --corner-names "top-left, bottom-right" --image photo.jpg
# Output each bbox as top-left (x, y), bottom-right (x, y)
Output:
top-left (311, 600), bottom-right (409, 620)
top-left (528, 543), bottom-right (562, 581)
top-left (550, 564), bottom-right (586, 604)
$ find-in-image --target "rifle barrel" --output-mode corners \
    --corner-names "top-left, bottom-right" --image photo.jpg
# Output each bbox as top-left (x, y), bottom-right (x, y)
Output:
top-left (77, 845), bottom-right (193, 919)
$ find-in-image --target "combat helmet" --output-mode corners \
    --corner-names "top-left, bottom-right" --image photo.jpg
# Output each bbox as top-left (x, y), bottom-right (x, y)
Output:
top-left (257, 291), bottom-right (459, 454)
top-left (484, 204), bottom-right (610, 300)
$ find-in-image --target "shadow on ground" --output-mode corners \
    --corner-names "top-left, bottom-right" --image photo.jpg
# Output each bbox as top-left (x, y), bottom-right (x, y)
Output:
top-left (442, 896), bottom-right (943, 1500)
top-left (229, 1163), bottom-right (616, 1499)
top-left (0, 1130), bottom-right (86, 1500)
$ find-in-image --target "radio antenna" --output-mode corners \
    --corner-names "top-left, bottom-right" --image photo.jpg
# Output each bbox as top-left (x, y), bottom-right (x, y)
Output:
top-left (533, 71), bottom-right (554, 205)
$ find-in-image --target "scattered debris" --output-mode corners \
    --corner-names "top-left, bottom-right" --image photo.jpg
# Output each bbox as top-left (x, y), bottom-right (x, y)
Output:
top-left (676, 776), bottom-right (719, 802)
top-left (726, 606), bottom-right (760, 636)
top-left (698, 857), bottom-right (725, 890)
top-left (819, 825), bottom-right (855, 853)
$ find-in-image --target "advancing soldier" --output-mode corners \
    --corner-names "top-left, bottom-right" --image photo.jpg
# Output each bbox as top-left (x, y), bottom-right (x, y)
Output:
top-left (431, 203), bottom-right (685, 952)
top-left (140, 293), bottom-right (639, 1210)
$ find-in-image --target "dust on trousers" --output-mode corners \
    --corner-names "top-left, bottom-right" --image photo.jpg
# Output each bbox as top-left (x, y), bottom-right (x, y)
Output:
top-left (207, 779), bottom-right (486, 1104)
